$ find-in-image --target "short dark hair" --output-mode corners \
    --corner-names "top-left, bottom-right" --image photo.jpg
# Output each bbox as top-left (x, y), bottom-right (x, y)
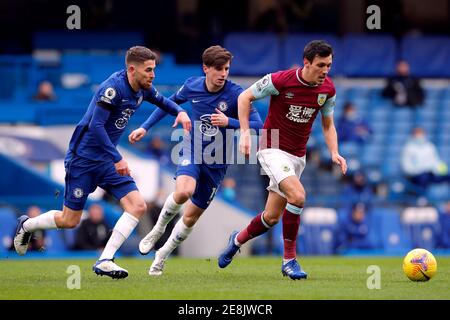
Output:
top-left (303, 40), bottom-right (333, 63)
top-left (202, 45), bottom-right (232, 68)
top-left (125, 46), bottom-right (156, 66)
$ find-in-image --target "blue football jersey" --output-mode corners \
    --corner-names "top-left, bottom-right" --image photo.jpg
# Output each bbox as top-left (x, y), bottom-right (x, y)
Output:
top-left (172, 76), bottom-right (253, 168)
top-left (67, 69), bottom-right (182, 163)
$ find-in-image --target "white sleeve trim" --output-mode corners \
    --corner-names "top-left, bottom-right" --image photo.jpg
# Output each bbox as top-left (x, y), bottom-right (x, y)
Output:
top-left (250, 74), bottom-right (279, 99)
top-left (321, 94), bottom-right (336, 116)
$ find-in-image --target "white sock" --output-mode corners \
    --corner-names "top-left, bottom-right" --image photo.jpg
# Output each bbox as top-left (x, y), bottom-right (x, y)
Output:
top-left (234, 235), bottom-right (242, 247)
top-left (22, 210), bottom-right (58, 232)
top-left (155, 193), bottom-right (183, 231)
top-left (99, 212), bottom-right (139, 260)
top-left (158, 219), bottom-right (193, 258)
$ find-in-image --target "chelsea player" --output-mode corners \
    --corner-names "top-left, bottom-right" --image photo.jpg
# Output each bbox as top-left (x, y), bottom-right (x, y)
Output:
top-left (128, 46), bottom-right (263, 276)
top-left (13, 46), bottom-right (191, 279)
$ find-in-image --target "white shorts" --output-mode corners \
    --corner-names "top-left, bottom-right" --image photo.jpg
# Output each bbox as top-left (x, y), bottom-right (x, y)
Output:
top-left (257, 148), bottom-right (306, 198)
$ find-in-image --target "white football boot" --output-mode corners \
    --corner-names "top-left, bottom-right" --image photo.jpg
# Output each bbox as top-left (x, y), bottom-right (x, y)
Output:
top-left (149, 251), bottom-right (166, 276)
top-left (13, 215), bottom-right (32, 256)
top-left (93, 258), bottom-right (129, 279)
top-left (139, 227), bottom-right (164, 255)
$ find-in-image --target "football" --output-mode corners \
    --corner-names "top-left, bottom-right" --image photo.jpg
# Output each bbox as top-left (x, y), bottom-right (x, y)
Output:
top-left (402, 248), bottom-right (437, 282)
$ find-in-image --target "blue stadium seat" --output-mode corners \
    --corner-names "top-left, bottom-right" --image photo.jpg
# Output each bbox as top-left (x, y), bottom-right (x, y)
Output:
top-left (44, 229), bottom-right (68, 253)
top-left (299, 208), bottom-right (339, 255)
top-left (440, 108), bottom-right (450, 120)
top-left (0, 207), bottom-right (17, 252)
top-left (340, 35), bottom-right (397, 77)
top-left (419, 120), bottom-right (436, 133)
top-left (281, 34), bottom-right (341, 75)
top-left (390, 121), bottom-right (412, 134)
top-left (401, 207), bottom-right (440, 250)
top-left (389, 132), bottom-right (409, 145)
top-left (339, 141), bottom-right (361, 158)
top-left (424, 87), bottom-right (442, 101)
top-left (345, 87), bottom-right (370, 100)
top-left (337, 207), bottom-right (381, 250)
top-left (414, 108), bottom-right (437, 122)
top-left (426, 184), bottom-right (450, 203)
top-left (438, 146), bottom-right (450, 164)
top-left (64, 227), bottom-right (78, 250)
top-left (382, 158), bottom-right (401, 178)
top-left (442, 88), bottom-right (450, 100)
top-left (224, 32), bottom-right (281, 76)
top-left (371, 132), bottom-right (386, 144)
top-left (401, 36), bottom-right (450, 77)
top-left (361, 145), bottom-right (384, 166)
top-left (33, 31), bottom-right (144, 50)
top-left (369, 108), bottom-right (389, 123)
top-left (392, 108), bottom-right (413, 119)
top-left (375, 208), bottom-right (412, 254)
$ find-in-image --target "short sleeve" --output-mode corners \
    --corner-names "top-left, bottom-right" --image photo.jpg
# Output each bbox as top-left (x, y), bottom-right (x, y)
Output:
top-left (321, 94), bottom-right (336, 117)
top-left (96, 82), bottom-right (122, 109)
top-left (250, 74), bottom-right (279, 99)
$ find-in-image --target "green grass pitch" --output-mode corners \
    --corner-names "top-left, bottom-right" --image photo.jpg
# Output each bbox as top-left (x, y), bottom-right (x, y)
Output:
top-left (0, 256), bottom-right (449, 300)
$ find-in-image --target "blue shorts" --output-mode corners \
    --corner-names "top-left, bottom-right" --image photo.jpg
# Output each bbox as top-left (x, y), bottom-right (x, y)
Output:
top-left (64, 156), bottom-right (138, 211)
top-left (176, 163), bottom-right (227, 210)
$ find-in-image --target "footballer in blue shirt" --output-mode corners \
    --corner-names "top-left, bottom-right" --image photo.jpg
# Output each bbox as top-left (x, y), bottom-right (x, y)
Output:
top-left (13, 46), bottom-right (191, 279)
top-left (128, 45), bottom-right (263, 276)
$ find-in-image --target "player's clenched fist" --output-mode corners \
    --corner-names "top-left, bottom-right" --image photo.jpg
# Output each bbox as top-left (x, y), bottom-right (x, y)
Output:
top-left (128, 128), bottom-right (147, 144)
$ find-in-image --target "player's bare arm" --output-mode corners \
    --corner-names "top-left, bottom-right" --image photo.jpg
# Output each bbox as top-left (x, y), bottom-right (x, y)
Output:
top-left (321, 114), bottom-right (347, 175)
top-left (237, 88), bottom-right (256, 155)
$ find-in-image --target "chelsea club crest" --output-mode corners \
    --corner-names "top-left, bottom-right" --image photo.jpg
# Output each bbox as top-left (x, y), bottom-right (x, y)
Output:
top-left (217, 101), bottom-right (228, 112)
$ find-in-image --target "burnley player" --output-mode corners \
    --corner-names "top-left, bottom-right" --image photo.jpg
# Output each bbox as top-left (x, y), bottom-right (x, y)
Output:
top-left (13, 46), bottom-right (191, 279)
top-left (218, 40), bottom-right (347, 279)
top-left (128, 45), bottom-right (263, 276)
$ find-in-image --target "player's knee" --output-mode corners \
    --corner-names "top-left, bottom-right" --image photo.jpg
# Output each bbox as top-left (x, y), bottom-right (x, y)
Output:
top-left (183, 215), bottom-right (197, 227)
top-left (265, 215), bottom-right (280, 226)
top-left (286, 191), bottom-right (306, 207)
top-left (131, 201), bottom-right (147, 217)
top-left (62, 216), bottom-right (81, 229)
top-left (263, 212), bottom-right (280, 226)
top-left (176, 190), bottom-right (193, 203)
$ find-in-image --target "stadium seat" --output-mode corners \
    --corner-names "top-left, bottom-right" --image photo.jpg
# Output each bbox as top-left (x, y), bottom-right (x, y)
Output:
top-left (337, 207), bottom-right (381, 251)
top-left (281, 34), bottom-right (341, 75)
top-left (401, 36), bottom-right (450, 77)
top-left (300, 208), bottom-right (338, 255)
top-left (361, 145), bottom-right (384, 166)
top-left (345, 87), bottom-right (370, 100)
top-left (340, 34), bottom-right (397, 77)
top-left (0, 207), bottom-right (17, 253)
top-left (426, 184), bottom-right (450, 202)
top-left (224, 32), bottom-right (281, 76)
top-left (44, 229), bottom-right (68, 253)
top-left (33, 31), bottom-right (145, 50)
top-left (375, 208), bottom-right (412, 254)
top-left (401, 207), bottom-right (440, 250)
top-left (369, 108), bottom-right (389, 124)
top-left (63, 227), bottom-right (78, 250)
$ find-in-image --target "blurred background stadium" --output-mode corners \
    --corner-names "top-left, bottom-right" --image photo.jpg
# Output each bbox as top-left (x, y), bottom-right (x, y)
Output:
top-left (0, 0), bottom-right (449, 260)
